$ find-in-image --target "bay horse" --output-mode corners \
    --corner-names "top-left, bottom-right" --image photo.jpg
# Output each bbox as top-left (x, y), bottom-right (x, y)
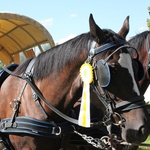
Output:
top-left (0, 14), bottom-right (149, 150)
top-left (128, 30), bottom-right (150, 95)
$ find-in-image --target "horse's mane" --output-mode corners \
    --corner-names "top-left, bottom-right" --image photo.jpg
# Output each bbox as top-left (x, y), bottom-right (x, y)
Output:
top-left (128, 31), bottom-right (150, 51)
top-left (33, 33), bottom-right (91, 80)
top-left (14, 58), bottom-right (33, 74)
top-left (33, 29), bottom-right (124, 80)
top-left (14, 29), bottom-right (125, 80)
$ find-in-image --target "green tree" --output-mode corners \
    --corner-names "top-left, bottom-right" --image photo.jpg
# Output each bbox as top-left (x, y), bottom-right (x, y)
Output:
top-left (0, 61), bottom-right (3, 71)
top-left (147, 6), bottom-right (150, 31)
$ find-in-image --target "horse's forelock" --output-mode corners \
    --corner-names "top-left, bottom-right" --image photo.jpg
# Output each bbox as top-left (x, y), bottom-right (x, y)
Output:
top-left (102, 29), bottom-right (125, 43)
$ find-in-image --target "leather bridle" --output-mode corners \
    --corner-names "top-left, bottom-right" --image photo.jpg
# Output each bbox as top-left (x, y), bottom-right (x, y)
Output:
top-left (87, 39), bottom-right (146, 127)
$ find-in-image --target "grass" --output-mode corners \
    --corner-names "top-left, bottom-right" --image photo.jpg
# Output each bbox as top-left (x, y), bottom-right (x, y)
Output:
top-left (137, 104), bottom-right (150, 149)
top-left (138, 135), bottom-right (150, 150)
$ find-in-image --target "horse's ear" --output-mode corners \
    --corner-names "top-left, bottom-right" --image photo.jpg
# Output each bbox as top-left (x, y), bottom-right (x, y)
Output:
top-left (118, 16), bottom-right (130, 38)
top-left (89, 14), bottom-right (104, 44)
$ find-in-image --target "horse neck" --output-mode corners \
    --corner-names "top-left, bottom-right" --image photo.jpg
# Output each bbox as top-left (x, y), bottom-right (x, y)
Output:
top-left (140, 34), bottom-right (150, 94)
top-left (135, 47), bottom-right (149, 94)
top-left (129, 32), bottom-right (150, 94)
top-left (33, 37), bottom-right (90, 118)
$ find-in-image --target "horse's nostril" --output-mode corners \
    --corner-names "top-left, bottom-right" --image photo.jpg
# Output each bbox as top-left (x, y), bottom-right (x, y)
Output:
top-left (138, 125), bottom-right (148, 142)
top-left (139, 126), bottom-right (146, 135)
top-left (141, 127), bottom-right (146, 134)
top-left (124, 125), bottom-right (149, 144)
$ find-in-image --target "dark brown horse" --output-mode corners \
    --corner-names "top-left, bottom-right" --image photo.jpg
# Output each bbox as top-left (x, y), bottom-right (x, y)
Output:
top-left (111, 30), bottom-right (150, 150)
top-left (109, 31), bottom-right (150, 150)
top-left (0, 14), bottom-right (149, 150)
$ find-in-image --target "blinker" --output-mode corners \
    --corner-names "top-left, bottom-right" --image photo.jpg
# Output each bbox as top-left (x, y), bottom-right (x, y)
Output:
top-left (88, 40), bottom-right (126, 87)
top-left (95, 60), bottom-right (111, 87)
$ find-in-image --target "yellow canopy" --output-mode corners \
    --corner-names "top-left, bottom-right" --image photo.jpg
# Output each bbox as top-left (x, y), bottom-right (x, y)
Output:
top-left (0, 12), bottom-right (55, 65)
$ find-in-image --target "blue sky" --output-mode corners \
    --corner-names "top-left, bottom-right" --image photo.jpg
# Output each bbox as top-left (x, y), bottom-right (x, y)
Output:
top-left (0, 0), bottom-right (150, 43)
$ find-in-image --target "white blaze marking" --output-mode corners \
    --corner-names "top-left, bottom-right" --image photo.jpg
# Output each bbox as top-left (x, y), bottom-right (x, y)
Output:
top-left (118, 53), bottom-right (140, 95)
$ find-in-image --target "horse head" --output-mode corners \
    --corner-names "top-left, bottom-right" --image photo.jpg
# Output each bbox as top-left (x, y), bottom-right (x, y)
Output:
top-left (88, 14), bottom-right (149, 145)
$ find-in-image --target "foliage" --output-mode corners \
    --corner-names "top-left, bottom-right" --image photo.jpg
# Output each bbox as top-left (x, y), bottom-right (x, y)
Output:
top-left (0, 61), bottom-right (3, 71)
top-left (147, 19), bottom-right (150, 31)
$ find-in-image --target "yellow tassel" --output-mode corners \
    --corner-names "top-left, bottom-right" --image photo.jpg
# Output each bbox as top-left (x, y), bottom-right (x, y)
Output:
top-left (78, 63), bottom-right (93, 127)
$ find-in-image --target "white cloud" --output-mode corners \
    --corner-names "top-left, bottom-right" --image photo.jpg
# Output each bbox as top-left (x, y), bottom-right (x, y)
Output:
top-left (137, 26), bottom-right (148, 33)
top-left (69, 13), bottom-right (77, 18)
top-left (40, 18), bottom-right (54, 27)
top-left (56, 34), bottom-right (76, 44)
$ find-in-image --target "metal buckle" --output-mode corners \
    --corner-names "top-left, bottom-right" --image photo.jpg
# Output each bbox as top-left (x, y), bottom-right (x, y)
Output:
top-left (1, 120), bottom-right (17, 130)
top-left (52, 126), bottom-right (61, 136)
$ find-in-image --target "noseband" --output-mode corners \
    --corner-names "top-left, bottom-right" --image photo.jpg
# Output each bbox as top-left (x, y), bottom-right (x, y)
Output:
top-left (87, 40), bottom-right (146, 127)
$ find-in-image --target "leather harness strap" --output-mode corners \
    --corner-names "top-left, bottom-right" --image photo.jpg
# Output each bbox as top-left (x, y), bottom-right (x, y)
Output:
top-left (2, 65), bottom-right (80, 126)
top-left (0, 116), bottom-right (74, 138)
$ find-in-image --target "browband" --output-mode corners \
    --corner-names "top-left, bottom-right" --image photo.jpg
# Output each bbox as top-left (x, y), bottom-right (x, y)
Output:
top-left (89, 40), bottom-right (126, 57)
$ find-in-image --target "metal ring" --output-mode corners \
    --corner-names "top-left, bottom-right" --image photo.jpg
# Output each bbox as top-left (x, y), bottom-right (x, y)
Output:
top-left (112, 112), bottom-right (124, 126)
top-left (9, 100), bottom-right (15, 109)
top-left (55, 126), bottom-right (61, 136)
top-left (100, 136), bottom-right (109, 144)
